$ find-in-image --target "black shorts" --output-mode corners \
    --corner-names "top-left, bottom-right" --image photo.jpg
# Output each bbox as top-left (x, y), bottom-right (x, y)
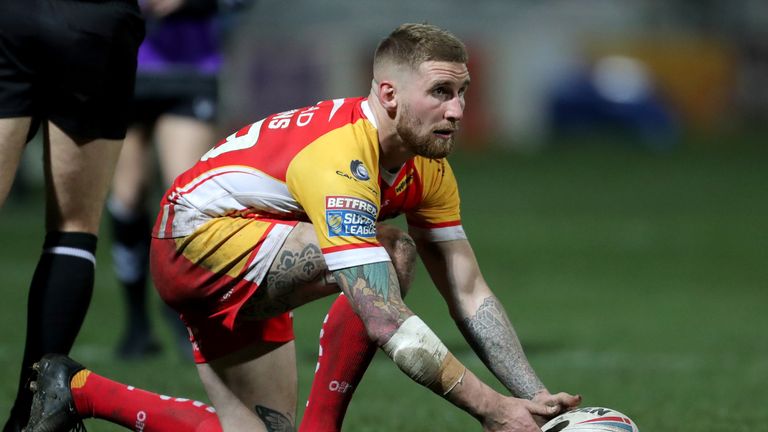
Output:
top-left (132, 70), bottom-right (218, 126)
top-left (0, 0), bottom-right (145, 140)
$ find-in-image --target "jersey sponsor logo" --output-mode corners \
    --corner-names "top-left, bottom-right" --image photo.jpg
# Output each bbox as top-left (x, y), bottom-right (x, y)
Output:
top-left (325, 196), bottom-right (377, 217)
top-left (350, 160), bottom-right (370, 181)
top-left (325, 196), bottom-right (378, 238)
top-left (395, 173), bottom-right (414, 194)
top-left (325, 211), bottom-right (376, 237)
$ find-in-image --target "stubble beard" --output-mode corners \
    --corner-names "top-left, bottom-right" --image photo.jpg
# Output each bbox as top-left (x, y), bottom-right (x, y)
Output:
top-left (396, 104), bottom-right (455, 160)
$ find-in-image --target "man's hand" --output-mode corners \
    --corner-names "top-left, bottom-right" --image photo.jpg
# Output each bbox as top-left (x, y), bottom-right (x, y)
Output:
top-left (481, 395), bottom-right (560, 432)
top-left (530, 390), bottom-right (582, 426)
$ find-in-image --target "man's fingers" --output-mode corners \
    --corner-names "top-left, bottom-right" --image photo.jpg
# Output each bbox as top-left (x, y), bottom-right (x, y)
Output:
top-left (523, 399), bottom-right (560, 417)
top-left (527, 392), bottom-right (581, 425)
top-left (551, 392), bottom-right (582, 408)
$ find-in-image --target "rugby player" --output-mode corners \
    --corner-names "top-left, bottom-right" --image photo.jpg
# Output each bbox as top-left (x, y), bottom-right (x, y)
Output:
top-left (25, 23), bottom-right (580, 432)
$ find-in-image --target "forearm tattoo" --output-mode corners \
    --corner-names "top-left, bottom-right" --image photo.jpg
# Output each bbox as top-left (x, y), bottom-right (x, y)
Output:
top-left (334, 262), bottom-right (412, 343)
top-left (459, 296), bottom-right (544, 399)
top-left (254, 405), bottom-right (294, 432)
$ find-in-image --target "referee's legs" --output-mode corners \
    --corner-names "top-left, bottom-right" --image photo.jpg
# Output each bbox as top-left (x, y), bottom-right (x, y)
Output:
top-left (4, 122), bottom-right (123, 431)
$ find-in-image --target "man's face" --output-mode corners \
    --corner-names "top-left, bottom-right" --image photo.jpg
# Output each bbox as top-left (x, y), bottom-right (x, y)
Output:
top-left (395, 61), bottom-right (470, 159)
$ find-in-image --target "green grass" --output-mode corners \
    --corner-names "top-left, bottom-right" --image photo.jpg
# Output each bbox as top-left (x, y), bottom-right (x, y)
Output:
top-left (1, 136), bottom-right (766, 431)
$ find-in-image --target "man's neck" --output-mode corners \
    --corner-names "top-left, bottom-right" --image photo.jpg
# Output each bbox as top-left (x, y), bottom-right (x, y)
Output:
top-left (367, 91), bottom-right (413, 171)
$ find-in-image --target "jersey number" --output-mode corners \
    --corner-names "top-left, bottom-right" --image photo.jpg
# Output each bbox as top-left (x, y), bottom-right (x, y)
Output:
top-left (200, 119), bottom-right (264, 161)
top-left (200, 104), bottom-right (323, 161)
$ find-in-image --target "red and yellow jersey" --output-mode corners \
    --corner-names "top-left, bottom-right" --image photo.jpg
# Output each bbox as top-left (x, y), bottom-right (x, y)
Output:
top-left (153, 97), bottom-right (466, 270)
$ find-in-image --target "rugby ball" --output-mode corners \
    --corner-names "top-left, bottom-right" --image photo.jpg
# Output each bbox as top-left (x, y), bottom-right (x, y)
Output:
top-left (541, 407), bottom-right (639, 432)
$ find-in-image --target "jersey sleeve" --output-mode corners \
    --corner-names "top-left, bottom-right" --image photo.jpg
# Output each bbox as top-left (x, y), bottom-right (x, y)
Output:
top-left (406, 158), bottom-right (467, 242)
top-left (286, 124), bottom-right (390, 271)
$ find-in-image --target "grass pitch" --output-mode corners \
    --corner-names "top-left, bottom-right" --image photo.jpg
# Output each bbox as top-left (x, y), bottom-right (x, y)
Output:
top-left (1, 136), bottom-right (766, 431)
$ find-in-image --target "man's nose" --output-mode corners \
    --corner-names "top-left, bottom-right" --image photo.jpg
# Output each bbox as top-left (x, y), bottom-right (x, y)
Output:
top-left (445, 97), bottom-right (464, 122)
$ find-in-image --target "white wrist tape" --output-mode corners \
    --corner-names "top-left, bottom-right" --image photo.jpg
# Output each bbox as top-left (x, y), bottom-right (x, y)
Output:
top-left (382, 316), bottom-right (466, 395)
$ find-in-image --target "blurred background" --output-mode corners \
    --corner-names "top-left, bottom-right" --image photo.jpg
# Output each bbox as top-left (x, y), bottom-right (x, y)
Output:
top-left (2, 1), bottom-right (767, 431)
top-left (8, 0), bottom-right (768, 179)
top-left (218, 0), bottom-right (767, 149)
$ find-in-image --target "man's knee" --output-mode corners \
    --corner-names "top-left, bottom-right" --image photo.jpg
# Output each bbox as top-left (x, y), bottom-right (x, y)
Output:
top-left (376, 225), bottom-right (417, 297)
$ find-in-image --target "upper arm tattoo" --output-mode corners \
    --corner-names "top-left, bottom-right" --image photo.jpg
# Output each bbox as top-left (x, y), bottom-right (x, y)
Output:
top-left (334, 262), bottom-right (412, 343)
top-left (459, 296), bottom-right (544, 399)
top-left (266, 244), bottom-right (326, 290)
top-left (239, 244), bottom-right (334, 321)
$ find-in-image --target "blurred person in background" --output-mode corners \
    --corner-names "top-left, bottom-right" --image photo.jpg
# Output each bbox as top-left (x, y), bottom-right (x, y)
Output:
top-left (24, 23), bottom-right (580, 432)
top-left (547, 55), bottom-right (678, 150)
top-left (0, 0), bottom-right (144, 431)
top-left (110, 0), bottom-right (251, 360)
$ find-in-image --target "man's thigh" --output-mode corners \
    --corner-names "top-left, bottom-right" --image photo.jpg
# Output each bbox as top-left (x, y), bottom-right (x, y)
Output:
top-left (155, 114), bottom-right (215, 185)
top-left (44, 123), bottom-right (123, 233)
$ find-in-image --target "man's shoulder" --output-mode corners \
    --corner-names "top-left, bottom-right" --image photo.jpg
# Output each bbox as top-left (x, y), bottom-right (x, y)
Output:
top-left (411, 156), bottom-right (455, 179)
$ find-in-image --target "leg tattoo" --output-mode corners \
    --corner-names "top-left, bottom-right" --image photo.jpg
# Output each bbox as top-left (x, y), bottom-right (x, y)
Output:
top-left (254, 405), bottom-right (294, 432)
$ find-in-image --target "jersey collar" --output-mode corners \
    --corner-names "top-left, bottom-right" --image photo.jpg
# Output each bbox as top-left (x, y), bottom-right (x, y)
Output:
top-left (361, 99), bottom-right (378, 129)
top-left (379, 163), bottom-right (404, 186)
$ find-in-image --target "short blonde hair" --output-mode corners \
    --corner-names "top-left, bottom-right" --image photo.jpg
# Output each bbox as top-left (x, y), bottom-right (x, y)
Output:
top-left (373, 23), bottom-right (468, 73)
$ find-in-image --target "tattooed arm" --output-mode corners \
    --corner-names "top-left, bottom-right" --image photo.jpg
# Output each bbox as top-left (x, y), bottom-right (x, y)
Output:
top-left (332, 261), bottom-right (412, 344)
top-left (332, 261), bottom-right (558, 430)
top-left (414, 237), bottom-right (580, 411)
top-left (460, 296), bottom-right (544, 398)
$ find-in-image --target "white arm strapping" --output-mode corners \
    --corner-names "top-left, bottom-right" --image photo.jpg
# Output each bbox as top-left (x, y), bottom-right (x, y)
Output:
top-left (382, 315), bottom-right (465, 395)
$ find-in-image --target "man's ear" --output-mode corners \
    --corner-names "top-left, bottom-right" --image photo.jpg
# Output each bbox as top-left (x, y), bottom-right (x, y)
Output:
top-left (376, 80), bottom-right (398, 112)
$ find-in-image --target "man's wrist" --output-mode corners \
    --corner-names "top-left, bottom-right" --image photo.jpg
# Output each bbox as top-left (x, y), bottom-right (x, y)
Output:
top-left (443, 368), bottom-right (498, 421)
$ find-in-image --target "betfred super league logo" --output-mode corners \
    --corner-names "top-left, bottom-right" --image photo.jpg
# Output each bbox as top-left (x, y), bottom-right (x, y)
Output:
top-left (325, 196), bottom-right (377, 238)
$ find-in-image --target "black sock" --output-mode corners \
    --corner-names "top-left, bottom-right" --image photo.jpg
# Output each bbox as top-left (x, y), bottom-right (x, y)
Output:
top-left (10, 231), bottom-right (97, 426)
top-left (108, 204), bottom-right (151, 339)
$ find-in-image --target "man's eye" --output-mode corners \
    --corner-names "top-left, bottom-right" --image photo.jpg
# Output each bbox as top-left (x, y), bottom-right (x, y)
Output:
top-left (433, 87), bottom-right (449, 97)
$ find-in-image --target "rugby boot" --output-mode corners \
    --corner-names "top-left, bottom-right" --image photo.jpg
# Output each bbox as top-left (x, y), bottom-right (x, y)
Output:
top-left (24, 354), bottom-right (86, 432)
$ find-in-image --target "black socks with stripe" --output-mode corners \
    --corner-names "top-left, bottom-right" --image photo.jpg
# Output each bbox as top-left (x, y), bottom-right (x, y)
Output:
top-left (9, 231), bottom-right (97, 428)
